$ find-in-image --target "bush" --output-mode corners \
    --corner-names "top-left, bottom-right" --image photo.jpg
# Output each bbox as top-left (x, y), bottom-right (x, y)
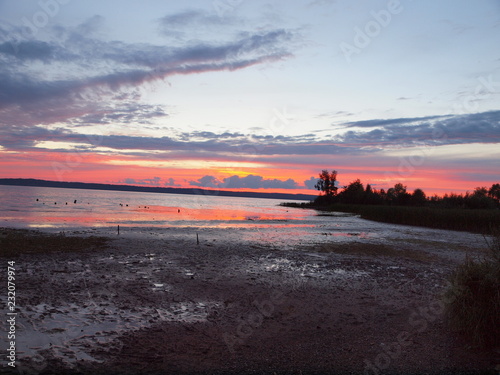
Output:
top-left (444, 226), bottom-right (500, 347)
top-left (313, 194), bottom-right (337, 206)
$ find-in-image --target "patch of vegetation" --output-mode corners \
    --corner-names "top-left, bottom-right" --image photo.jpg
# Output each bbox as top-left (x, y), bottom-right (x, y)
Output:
top-left (317, 242), bottom-right (437, 262)
top-left (444, 227), bottom-right (500, 347)
top-left (283, 202), bottom-right (500, 234)
top-left (335, 204), bottom-right (500, 234)
top-left (0, 228), bottom-right (109, 258)
top-left (283, 170), bottom-right (500, 234)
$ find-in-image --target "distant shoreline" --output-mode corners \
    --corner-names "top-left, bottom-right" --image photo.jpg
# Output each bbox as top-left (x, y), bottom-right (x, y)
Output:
top-left (0, 178), bottom-right (316, 201)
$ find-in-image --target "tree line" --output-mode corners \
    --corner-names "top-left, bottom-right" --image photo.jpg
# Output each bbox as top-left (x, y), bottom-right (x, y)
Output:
top-left (314, 170), bottom-right (500, 209)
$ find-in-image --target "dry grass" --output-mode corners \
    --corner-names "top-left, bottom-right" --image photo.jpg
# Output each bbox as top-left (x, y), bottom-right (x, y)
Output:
top-left (283, 202), bottom-right (500, 234)
top-left (0, 227), bottom-right (109, 258)
top-left (316, 242), bottom-right (438, 262)
top-left (444, 226), bottom-right (500, 347)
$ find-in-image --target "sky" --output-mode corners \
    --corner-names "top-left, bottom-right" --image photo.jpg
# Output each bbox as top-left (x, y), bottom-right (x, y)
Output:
top-left (0, 0), bottom-right (499, 196)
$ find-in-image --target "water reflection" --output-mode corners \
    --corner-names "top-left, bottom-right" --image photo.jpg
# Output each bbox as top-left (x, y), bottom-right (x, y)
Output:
top-left (0, 185), bottom-right (313, 229)
top-left (3, 185), bottom-right (484, 258)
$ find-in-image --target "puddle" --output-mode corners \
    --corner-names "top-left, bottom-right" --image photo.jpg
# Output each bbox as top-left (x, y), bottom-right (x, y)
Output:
top-left (14, 298), bottom-right (222, 368)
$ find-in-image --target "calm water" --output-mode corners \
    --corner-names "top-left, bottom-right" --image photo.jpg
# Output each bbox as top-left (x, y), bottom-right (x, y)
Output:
top-left (0, 185), bottom-right (486, 251)
top-left (0, 185), bottom-right (313, 229)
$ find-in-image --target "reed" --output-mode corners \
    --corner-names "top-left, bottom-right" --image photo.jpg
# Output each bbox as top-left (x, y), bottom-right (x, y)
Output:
top-left (444, 226), bottom-right (500, 347)
top-left (283, 202), bottom-right (500, 234)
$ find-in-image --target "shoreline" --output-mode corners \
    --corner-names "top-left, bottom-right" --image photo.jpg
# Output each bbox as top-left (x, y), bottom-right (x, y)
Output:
top-left (282, 202), bottom-right (500, 234)
top-left (1, 227), bottom-right (497, 374)
top-left (0, 178), bottom-right (316, 201)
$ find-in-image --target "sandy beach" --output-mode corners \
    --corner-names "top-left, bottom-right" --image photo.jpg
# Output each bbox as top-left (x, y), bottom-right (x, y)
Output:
top-left (1, 225), bottom-right (498, 374)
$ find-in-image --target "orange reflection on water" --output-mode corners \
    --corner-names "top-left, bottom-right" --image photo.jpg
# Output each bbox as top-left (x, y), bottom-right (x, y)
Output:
top-left (3, 204), bottom-right (309, 228)
top-left (130, 205), bottom-right (299, 224)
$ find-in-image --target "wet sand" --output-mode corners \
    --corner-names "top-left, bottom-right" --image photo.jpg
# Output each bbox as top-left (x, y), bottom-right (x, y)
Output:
top-left (1, 226), bottom-right (498, 374)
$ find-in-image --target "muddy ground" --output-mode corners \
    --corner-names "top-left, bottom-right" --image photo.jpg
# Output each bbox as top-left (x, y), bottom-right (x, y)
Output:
top-left (0, 228), bottom-right (498, 374)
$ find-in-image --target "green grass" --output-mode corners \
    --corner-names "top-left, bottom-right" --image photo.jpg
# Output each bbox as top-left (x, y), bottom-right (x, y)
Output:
top-left (444, 227), bottom-right (500, 347)
top-left (0, 228), bottom-right (110, 258)
top-left (283, 202), bottom-right (500, 234)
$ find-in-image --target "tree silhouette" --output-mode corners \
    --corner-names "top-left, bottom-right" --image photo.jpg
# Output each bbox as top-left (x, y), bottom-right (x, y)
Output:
top-left (340, 179), bottom-right (364, 204)
top-left (411, 188), bottom-right (427, 206)
top-left (488, 183), bottom-right (500, 204)
top-left (310, 170), bottom-right (499, 210)
top-left (314, 170), bottom-right (338, 197)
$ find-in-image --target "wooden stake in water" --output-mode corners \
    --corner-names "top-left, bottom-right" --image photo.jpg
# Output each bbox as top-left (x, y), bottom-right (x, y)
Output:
top-left (196, 233), bottom-right (199, 245)
top-left (118, 225), bottom-right (120, 235)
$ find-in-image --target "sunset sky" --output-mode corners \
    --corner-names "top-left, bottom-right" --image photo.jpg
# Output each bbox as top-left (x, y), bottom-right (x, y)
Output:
top-left (0, 0), bottom-right (499, 196)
